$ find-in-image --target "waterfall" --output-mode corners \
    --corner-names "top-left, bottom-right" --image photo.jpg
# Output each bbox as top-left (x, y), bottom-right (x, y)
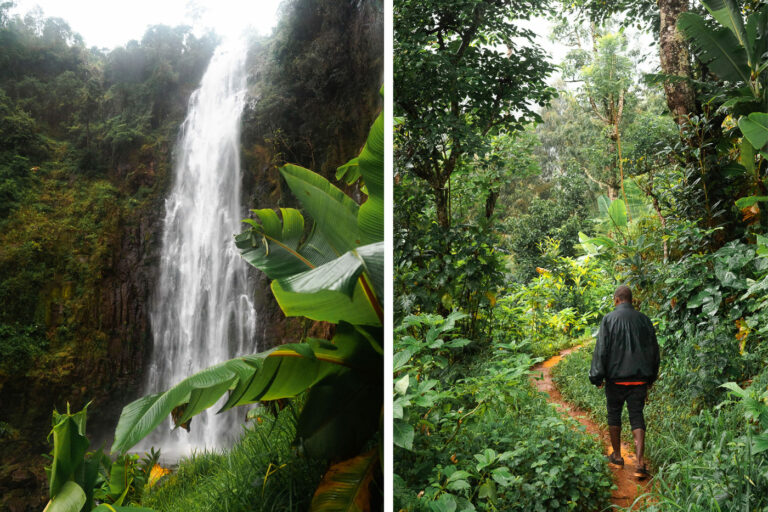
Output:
top-left (140, 38), bottom-right (257, 459)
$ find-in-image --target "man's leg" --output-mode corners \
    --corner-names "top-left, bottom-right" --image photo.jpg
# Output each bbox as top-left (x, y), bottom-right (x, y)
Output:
top-left (627, 385), bottom-right (649, 477)
top-left (605, 383), bottom-right (624, 463)
top-left (609, 425), bottom-right (622, 458)
top-left (632, 427), bottom-right (645, 467)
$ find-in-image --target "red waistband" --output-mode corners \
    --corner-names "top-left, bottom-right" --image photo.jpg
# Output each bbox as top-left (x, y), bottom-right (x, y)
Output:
top-left (614, 381), bottom-right (646, 386)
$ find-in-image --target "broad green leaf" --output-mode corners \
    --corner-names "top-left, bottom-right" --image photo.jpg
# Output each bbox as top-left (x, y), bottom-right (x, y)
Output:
top-left (741, 137), bottom-right (756, 173)
top-left (48, 407), bottom-right (90, 497)
top-left (270, 244), bottom-right (384, 326)
top-left (393, 419), bottom-right (414, 450)
top-left (678, 12), bottom-right (750, 84)
top-left (738, 113), bottom-right (768, 150)
top-left (310, 450), bottom-right (378, 512)
top-left (81, 451), bottom-right (103, 510)
top-left (756, 234), bottom-right (768, 257)
top-left (111, 358), bottom-right (250, 453)
top-left (427, 494), bottom-right (457, 512)
top-left (702, 0), bottom-right (751, 66)
top-left (735, 195), bottom-right (768, 208)
top-left (356, 241), bottom-right (384, 295)
top-left (236, 208), bottom-right (338, 279)
top-left (720, 381), bottom-right (747, 398)
top-left (107, 460), bottom-right (130, 503)
top-left (276, 250), bottom-right (367, 299)
top-left (43, 481), bottom-right (86, 512)
top-left (745, 7), bottom-right (768, 68)
top-left (394, 375), bottom-right (409, 395)
top-left (607, 199), bottom-right (627, 229)
top-left (356, 112), bottom-right (384, 245)
top-left (113, 330), bottom-right (377, 453)
top-left (226, 324), bottom-right (378, 409)
top-left (446, 470), bottom-right (472, 483)
top-left (336, 157), bottom-right (362, 186)
top-left (752, 433), bottom-right (768, 454)
top-left (280, 164), bottom-right (360, 254)
top-left (271, 280), bottom-right (381, 326)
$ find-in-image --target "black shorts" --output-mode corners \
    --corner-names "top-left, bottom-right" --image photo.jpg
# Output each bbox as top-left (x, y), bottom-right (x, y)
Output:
top-left (605, 382), bottom-right (647, 431)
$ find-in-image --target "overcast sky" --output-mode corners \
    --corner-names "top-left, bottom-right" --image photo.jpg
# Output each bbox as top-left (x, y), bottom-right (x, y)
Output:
top-left (9, 0), bottom-right (284, 50)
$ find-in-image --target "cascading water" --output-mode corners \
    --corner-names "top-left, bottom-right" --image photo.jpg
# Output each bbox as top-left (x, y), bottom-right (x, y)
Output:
top-left (140, 38), bottom-right (257, 459)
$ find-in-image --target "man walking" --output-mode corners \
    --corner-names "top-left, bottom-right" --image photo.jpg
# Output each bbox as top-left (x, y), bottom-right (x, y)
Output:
top-left (589, 285), bottom-right (659, 479)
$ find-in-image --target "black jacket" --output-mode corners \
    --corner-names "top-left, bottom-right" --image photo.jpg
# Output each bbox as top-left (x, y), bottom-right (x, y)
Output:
top-left (589, 303), bottom-right (660, 386)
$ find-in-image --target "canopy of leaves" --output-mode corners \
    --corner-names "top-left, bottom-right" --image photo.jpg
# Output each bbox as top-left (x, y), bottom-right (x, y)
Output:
top-left (395, 0), bottom-right (555, 200)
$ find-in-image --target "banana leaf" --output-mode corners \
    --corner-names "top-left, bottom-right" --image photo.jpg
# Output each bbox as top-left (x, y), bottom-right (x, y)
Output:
top-left (280, 164), bottom-right (361, 255)
top-left (297, 371), bottom-right (381, 460)
top-left (739, 112), bottom-right (768, 150)
top-left (43, 481), bottom-right (86, 512)
top-left (91, 507), bottom-right (155, 512)
top-left (678, 12), bottom-right (750, 84)
top-left (48, 406), bottom-right (90, 497)
top-left (236, 208), bottom-right (339, 279)
top-left (112, 325), bottom-right (379, 454)
top-left (745, 7), bottom-right (768, 68)
top-left (223, 323), bottom-right (379, 410)
top-left (702, 0), bottom-right (751, 66)
top-left (270, 242), bottom-right (384, 326)
top-left (607, 198), bottom-right (628, 230)
top-left (111, 356), bottom-right (263, 453)
top-left (309, 449), bottom-right (379, 512)
top-left (356, 112), bottom-right (384, 245)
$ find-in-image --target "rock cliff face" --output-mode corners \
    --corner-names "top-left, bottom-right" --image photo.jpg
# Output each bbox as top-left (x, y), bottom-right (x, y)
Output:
top-left (0, 1), bottom-right (382, 509)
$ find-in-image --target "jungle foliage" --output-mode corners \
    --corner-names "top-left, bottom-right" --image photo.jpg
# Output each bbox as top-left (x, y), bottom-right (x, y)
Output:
top-left (395, 0), bottom-right (768, 510)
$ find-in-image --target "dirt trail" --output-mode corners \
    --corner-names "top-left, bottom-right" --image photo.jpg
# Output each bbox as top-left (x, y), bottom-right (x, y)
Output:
top-left (531, 346), bottom-right (651, 510)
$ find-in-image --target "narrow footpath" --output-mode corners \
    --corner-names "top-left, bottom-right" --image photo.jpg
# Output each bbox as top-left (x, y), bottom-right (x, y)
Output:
top-left (531, 346), bottom-right (652, 510)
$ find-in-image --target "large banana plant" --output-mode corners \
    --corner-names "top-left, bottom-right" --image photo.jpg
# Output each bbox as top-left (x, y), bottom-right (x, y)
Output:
top-left (678, 0), bottom-right (768, 201)
top-left (110, 105), bottom-right (384, 509)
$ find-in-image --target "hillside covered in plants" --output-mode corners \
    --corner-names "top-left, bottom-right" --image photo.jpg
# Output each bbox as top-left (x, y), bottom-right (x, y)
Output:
top-left (0, 0), bottom-right (382, 510)
top-left (394, 0), bottom-right (768, 510)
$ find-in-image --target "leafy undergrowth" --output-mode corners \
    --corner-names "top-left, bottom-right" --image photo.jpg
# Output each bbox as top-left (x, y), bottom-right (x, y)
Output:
top-left (142, 407), bottom-right (325, 512)
top-left (394, 314), bottom-right (612, 511)
top-left (552, 342), bottom-right (768, 510)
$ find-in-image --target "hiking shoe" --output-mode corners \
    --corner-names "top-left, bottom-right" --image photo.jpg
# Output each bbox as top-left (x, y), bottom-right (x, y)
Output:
top-left (634, 466), bottom-right (650, 479)
top-left (606, 453), bottom-right (624, 467)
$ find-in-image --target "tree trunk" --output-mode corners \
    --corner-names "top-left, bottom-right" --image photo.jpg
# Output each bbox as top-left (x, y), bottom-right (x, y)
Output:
top-left (658, 0), bottom-right (696, 123)
top-left (434, 186), bottom-right (450, 228)
top-left (484, 189), bottom-right (499, 219)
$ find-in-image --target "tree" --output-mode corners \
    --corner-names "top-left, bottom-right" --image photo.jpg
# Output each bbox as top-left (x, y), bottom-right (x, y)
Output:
top-left (577, 32), bottom-right (635, 208)
top-left (394, 0), bottom-right (555, 228)
top-left (555, 0), bottom-right (697, 124)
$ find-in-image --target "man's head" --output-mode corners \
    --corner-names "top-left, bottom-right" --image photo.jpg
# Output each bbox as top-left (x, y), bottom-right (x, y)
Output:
top-left (614, 285), bottom-right (632, 305)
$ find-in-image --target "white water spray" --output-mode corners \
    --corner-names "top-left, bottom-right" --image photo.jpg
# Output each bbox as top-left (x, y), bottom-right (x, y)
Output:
top-left (141, 39), bottom-right (256, 459)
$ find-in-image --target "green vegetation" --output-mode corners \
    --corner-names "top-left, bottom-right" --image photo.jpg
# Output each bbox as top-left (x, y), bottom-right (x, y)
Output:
top-left (396, 0), bottom-right (768, 510)
top-left (43, 403), bottom-right (157, 511)
top-left (0, 0), bottom-right (217, 467)
top-left (393, 314), bottom-right (613, 511)
top-left (142, 405), bottom-right (325, 512)
top-left (1, 0), bottom-right (383, 509)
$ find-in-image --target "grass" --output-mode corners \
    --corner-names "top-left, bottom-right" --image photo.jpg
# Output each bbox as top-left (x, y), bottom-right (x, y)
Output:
top-left (141, 405), bottom-right (326, 512)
